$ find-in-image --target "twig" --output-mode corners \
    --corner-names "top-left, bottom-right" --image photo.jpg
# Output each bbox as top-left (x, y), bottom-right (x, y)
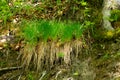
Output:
top-left (55, 70), bottom-right (62, 79)
top-left (0, 66), bottom-right (22, 72)
top-left (17, 74), bottom-right (22, 80)
top-left (7, 72), bottom-right (23, 80)
top-left (39, 71), bottom-right (46, 80)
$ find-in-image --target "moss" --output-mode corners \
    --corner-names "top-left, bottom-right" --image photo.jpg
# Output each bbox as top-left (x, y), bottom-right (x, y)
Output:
top-left (93, 27), bottom-right (120, 41)
top-left (110, 10), bottom-right (120, 22)
top-left (104, 30), bottom-right (115, 39)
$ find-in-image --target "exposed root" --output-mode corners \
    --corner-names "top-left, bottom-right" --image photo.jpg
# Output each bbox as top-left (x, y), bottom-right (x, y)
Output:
top-left (22, 44), bottom-right (35, 69)
top-left (21, 40), bottom-right (83, 71)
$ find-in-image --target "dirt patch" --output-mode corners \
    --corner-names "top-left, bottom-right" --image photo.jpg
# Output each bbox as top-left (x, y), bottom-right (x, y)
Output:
top-left (0, 37), bottom-right (120, 80)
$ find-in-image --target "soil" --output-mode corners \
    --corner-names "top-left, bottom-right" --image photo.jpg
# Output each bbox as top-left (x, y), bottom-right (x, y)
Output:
top-left (0, 37), bottom-right (120, 80)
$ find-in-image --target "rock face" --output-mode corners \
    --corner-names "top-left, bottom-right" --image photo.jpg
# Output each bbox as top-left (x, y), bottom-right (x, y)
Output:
top-left (102, 0), bottom-right (120, 30)
top-left (116, 0), bottom-right (120, 8)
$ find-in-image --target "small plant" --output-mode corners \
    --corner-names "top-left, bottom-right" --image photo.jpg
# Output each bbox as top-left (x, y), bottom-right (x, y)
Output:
top-left (58, 52), bottom-right (64, 58)
top-left (0, 0), bottom-right (12, 24)
top-left (110, 10), bottom-right (120, 22)
top-left (22, 20), bottom-right (38, 45)
top-left (61, 24), bottom-right (73, 41)
top-left (27, 72), bottom-right (34, 80)
top-left (80, 0), bottom-right (88, 6)
top-left (49, 20), bottom-right (63, 40)
top-left (37, 20), bottom-right (53, 41)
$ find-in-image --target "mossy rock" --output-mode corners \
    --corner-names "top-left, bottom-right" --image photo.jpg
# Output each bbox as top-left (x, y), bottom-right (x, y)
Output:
top-left (100, 29), bottom-right (120, 40)
top-left (93, 27), bottom-right (120, 41)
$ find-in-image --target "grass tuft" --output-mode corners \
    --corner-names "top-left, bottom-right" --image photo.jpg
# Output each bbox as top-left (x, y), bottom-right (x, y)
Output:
top-left (21, 20), bottom-right (85, 43)
top-left (20, 19), bottom-right (92, 70)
